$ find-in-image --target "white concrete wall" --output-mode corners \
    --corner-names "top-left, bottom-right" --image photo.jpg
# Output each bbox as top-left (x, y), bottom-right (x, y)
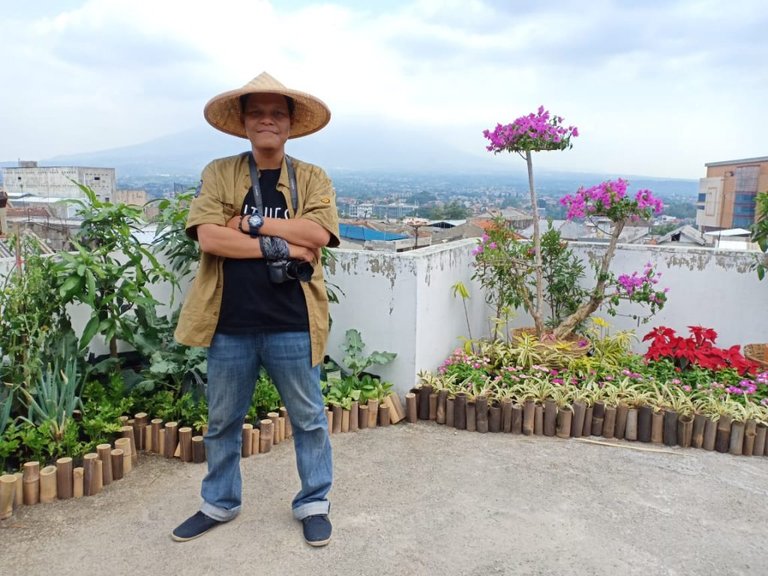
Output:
top-left (2, 240), bottom-right (766, 396)
top-left (325, 241), bottom-right (768, 396)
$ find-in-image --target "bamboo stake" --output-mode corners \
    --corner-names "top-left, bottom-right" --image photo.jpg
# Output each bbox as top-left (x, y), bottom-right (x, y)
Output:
top-left (715, 415), bottom-right (732, 453)
top-left (602, 406), bottom-right (616, 439)
top-left (466, 401), bottom-right (476, 433)
top-left (454, 394), bottom-right (467, 430)
top-left (677, 416), bottom-right (693, 449)
top-left (754, 424), bottom-right (767, 456)
top-left (39, 466), bottom-right (57, 503)
top-left (418, 385), bottom-right (432, 420)
top-left (325, 407), bottom-right (333, 433)
top-left (406, 392), bottom-right (417, 423)
top-left (242, 423), bottom-right (254, 457)
top-left (158, 428), bottom-right (166, 456)
top-left (259, 420), bottom-right (273, 453)
top-left (179, 427), bottom-right (193, 462)
top-left (114, 437), bottom-right (133, 473)
top-left (134, 412), bottom-right (148, 452)
top-left (94, 460), bottom-right (103, 494)
top-left (13, 472), bottom-right (22, 508)
top-left (624, 409), bottom-right (638, 442)
top-left (591, 402), bottom-right (605, 437)
top-left (501, 398), bottom-right (513, 433)
top-left (556, 407), bottom-right (572, 439)
top-left (510, 404), bottom-right (523, 434)
top-left (703, 417), bottom-right (717, 451)
top-left (663, 410), bottom-right (678, 446)
top-left (582, 406), bottom-right (593, 437)
top-left (22, 461), bottom-right (40, 506)
top-left (534, 404), bottom-right (543, 435)
top-left (56, 457), bottom-right (73, 500)
top-left (151, 418), bottom-right (163, 453)
top-left (349, 401), bottom-right (359, 432)
top-left (543, 399), bottom-right (557, 437)
top-left (692, 414), bottom-right (707, 449)
top-left (331, 406), bottom-right (342, 434)
top-left (445, 397), bottom-right (455, 428)
top-left (73, 468), bottom-right (84, 498)
top-left (475, 395), bottom-right (489, 434)
top-left (489, 404), bottom-right (501, 432)
top-left (250, 429), bottom-right (260, 455)
top-left (571, 401), bottom-right (585, 438)
top-left (651, 411), bottom-right (664, 444)
top-left (522, 400), bottom-right (535, 436)
top-left (437, 390), bottom-right (448, 425)
top-left (278, 416), bottom-right (286, 443)
top-left (367, 399), bottom-right (379, 428)
top-left (120, 425), bottom-right (138, 465)
top-left (743, 419), bottom-right (756, 456)
top-left (358, 404), bottom-right (369, 429)
top-left (378, 404), bottom-right (390, 427)
top-left (279, 407), bottom-right (293, 439)
top-left (192, 436), bottom-right (206, 463)
top-left (341, 410), bottom-right (350, 433)
top-left (82, 453), bottom-right (100, 496)
top-left (0, 475), bottom-right (16, 519)
top-left (111, 449), bottom-right (124, 481)
top-left (615, 404), bottom-right (629, 440)
top-left (729, 421), bottom-right (745, 455)
top-left (637, 405), bottom-right (652, 443)
top-left (267, 412), bottom-right (280, 444)
top-left (428, 393), bottom-right (438, 421)
top-left (97, 443), bottom-right (113, 486)
top-left (164, 422), bottom-right (179, 459)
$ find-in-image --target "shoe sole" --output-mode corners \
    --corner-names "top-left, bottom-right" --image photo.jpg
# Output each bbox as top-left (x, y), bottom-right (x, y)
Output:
top-left (171, 525), bottom-right (219, 542)
top-left (305, 537), bottom-right (331, 547)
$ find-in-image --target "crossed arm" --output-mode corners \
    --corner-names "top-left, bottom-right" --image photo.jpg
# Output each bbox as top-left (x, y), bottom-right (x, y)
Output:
top-left (197, 216), bottom-right (330, 263)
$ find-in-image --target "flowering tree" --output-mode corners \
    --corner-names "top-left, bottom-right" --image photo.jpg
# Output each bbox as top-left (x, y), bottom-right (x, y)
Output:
top-left (752, 191), bottom-right (768, 280)
top-left (483, 107), bottom-right (578, 335)
top-left (556, 178), bottom-right (666, 338)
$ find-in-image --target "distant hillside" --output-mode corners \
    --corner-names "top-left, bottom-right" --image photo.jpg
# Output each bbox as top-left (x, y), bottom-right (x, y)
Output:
top-left (0, 118), bottom-right (698, 200)
top-left (33, 116), bottom-right (509, 180)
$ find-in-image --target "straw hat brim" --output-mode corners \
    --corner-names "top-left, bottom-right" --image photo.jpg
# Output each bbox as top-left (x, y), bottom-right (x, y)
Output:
top-left (203, 73), bottom-right (331, 139)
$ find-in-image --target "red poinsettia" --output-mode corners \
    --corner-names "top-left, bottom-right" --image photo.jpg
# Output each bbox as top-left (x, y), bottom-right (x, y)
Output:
top-left (643, 325), bottom-right (758, 375)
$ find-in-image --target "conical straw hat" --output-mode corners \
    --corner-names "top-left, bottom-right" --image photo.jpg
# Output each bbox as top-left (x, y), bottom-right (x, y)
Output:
top-left (204, 72), bottom-right (331, 139)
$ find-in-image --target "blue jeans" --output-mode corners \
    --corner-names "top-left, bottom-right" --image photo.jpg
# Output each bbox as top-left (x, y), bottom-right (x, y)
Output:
top-left (199, 331), bottom-right (332, 522)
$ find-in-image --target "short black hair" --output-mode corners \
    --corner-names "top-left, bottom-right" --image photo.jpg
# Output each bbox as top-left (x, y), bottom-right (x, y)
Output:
top-left (239, 94), bottom-right (295, 118)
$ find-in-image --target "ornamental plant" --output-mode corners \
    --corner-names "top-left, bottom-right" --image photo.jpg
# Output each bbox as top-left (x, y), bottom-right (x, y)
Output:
top-left (643, 325), bottom-right (758, 376)
top-left (751, 191), bottom-right (768, 280)
top-left (483, 107), bottom-right (578, 336)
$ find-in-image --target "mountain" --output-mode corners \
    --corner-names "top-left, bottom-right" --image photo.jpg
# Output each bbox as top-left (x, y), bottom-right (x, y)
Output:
top-left (36, 116), bottom-right (511, 181)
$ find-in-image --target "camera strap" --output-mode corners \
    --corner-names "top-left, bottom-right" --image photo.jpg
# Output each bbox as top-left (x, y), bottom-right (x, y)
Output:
top-left (246, 152), bottom-right (298, 216)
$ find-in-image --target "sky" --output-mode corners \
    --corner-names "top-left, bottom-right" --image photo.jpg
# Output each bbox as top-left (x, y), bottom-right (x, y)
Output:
top-left (1, 0), bottom-right (766, 179)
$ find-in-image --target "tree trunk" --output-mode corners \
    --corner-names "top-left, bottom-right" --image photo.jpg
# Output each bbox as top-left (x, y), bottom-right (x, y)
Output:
top-left (553, 219), bottom-right (626, 340)
top-left (525, 150), bottom-right (544, 336)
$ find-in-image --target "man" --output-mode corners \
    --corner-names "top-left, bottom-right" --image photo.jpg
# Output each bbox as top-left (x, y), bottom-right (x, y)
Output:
top-left (172, 72), bottom-right (339, 546)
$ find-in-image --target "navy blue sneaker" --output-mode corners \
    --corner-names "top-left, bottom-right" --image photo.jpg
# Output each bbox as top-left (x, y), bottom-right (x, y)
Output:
top-left (171, 511), bottom-right (224, 542)
top-left (302, 514), bottom-right (332, 547)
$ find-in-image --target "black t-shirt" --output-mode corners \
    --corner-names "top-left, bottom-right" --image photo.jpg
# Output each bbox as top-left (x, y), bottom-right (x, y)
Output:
top-left (216, 168), bottom-right (309, 334)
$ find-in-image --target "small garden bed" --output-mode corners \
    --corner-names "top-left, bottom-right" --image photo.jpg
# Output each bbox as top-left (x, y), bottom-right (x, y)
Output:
top-left (409, 323), bottom-right (768, 457)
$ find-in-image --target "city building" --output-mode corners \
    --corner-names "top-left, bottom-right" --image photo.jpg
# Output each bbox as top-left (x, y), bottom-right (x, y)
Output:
top-left (696, 156), bottom-right (768, 231)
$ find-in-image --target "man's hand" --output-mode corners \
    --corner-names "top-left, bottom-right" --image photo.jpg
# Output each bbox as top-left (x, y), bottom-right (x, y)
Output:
top-left (289, 244), bottom-right (319, 264)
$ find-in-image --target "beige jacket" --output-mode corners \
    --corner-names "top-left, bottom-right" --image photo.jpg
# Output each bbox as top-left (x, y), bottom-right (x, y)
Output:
top-left (174, 153), bottom-right (340, 366)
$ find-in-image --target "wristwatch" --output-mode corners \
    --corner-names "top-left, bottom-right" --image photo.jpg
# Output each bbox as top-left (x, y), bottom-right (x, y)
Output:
top-left (247, 213), bottom-right (264, 237)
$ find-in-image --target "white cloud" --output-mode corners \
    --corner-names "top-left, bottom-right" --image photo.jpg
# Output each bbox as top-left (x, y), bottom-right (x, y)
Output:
top-left (0, 0), bottom-right (766, 178)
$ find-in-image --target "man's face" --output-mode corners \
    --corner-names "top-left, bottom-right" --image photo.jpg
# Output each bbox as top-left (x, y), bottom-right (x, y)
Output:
top-left (242, 93), bottom-right (292, 153)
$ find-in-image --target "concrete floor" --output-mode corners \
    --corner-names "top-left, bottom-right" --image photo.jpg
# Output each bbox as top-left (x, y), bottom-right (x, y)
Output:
top-left (2, 423), bottom-right (768, 576)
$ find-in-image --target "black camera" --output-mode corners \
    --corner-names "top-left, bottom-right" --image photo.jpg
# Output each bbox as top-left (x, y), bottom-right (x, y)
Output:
top-left (267, 259), bottom-right (314, 283)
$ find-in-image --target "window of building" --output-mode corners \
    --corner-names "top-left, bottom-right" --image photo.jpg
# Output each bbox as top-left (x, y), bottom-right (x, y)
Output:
top-left (735, 166), bottom-right (759, 194)
top-left (697, 193), bottom-right (707, 202)
top-left (734, 204), bottom-right (755, 216)
top-left (733, 216), bottom-right (755, 228)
